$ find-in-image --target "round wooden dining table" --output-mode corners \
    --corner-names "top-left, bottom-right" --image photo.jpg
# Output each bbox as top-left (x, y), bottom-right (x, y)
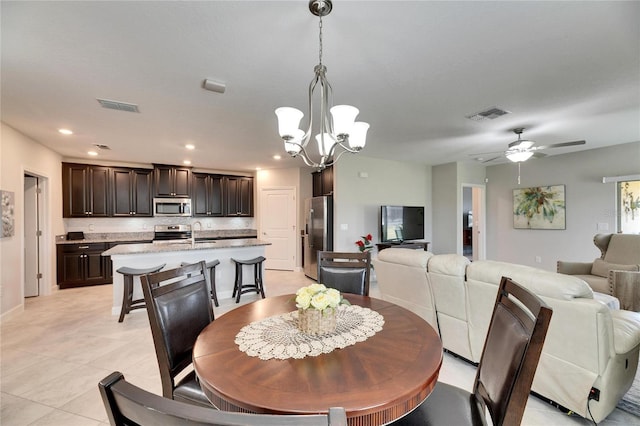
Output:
top-left (193, 294), bottom-right (443, 425)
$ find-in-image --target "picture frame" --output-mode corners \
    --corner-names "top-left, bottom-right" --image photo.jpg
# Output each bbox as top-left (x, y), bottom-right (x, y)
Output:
top-left (513, 185), bottom-right (566, 230)
top-left (1, 190), bottom-right (15, 238)
top-left (618, 180), bottom-right (640, 234)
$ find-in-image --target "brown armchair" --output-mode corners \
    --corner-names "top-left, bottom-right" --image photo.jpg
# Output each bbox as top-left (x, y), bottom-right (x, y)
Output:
top-left (558, 233), bottom-right (640, 310)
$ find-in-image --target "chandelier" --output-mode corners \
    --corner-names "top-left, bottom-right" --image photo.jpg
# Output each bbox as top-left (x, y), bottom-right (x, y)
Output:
top-left (275, 0), bottom-right (369, 169)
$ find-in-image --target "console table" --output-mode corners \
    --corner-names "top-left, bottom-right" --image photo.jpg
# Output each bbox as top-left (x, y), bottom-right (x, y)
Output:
top-left (377, 241), bottom-right (430, 252)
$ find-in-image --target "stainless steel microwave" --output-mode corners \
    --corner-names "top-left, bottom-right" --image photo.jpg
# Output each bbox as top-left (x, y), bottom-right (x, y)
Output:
top-left (153, 198), bottom-right (192, 217)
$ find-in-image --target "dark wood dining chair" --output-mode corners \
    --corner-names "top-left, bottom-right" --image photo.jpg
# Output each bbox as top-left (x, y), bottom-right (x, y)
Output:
top-left (317, 251), bottom-right (372, 295)
top-left (99, 371), bottom-right (348, 426)
top-left (140, 261), bottom-right (214, 408)
top-left (392, 276), bottom-right (553, 426)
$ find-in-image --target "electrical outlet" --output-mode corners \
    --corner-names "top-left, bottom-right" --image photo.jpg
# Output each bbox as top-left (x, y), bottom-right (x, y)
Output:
top-left (589, 387), bottom-right (600, 401)
top-left (535, 256), bottom-right (542, 263)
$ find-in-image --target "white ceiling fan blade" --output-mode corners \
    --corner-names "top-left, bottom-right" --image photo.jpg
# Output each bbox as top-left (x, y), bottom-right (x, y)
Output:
top-left (480, 156), bottom-right (503, 163)
top-left (532, 140), bottom-right (586, 150)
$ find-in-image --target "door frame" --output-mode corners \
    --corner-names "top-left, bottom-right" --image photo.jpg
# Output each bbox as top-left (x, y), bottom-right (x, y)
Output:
top-left (23, 169), bottom-right (52, 297)
top-left (460, 183), bottom-right (486, 261)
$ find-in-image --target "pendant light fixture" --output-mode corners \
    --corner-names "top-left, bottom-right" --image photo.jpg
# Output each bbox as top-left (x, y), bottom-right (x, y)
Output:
top-left (275, 0), bottom-right (369, 169)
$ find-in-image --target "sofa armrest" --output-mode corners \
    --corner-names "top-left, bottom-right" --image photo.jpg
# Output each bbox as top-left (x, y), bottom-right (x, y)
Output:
top-left (610, 309), bottom-right (640, 354)
top-left (610, 270), bottom-right (640, 311)
top-left (557, 260), bottom-right (593, 275)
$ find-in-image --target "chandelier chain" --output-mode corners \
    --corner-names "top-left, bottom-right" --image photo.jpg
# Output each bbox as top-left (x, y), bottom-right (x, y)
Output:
top-left (318, 14), bottom-right (323, 66)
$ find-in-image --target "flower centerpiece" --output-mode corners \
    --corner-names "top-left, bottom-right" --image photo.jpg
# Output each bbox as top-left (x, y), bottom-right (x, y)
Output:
top-left (355, 233), bottom-right (373, 252)
top-left (295, 283), bottom-right (349, 335)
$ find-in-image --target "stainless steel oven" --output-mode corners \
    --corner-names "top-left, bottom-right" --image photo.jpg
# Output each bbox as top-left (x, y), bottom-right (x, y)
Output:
top-left (153, 198), bottom-right (192, 217)
top-left (152, 224), bottom-right (192, 244)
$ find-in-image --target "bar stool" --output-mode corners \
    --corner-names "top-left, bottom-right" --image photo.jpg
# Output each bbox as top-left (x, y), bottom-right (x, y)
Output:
top-left (180, 260), bottom-right (221, 307)
top-left (117, 264), bottom-right (165, 323)
top-left (231, 256), bottom-right (266, 303)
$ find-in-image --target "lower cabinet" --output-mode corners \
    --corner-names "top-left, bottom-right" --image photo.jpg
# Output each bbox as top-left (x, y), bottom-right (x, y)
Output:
top-left (56, 240), bottom-right (152, 288)
top-left (56, 243), bottom-right (110, 289)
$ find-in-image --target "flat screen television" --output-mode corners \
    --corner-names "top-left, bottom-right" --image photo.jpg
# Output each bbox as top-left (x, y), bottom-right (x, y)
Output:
top-left (380, 206), bottom-right (425, 243)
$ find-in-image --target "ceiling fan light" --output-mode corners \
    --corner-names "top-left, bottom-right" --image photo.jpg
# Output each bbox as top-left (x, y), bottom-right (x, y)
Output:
top-left (349, 122), bottom-right (369, 150)
top-left (506, 151), bottom-right (534, 162)
top-left (275, 107), bottom-right (304, 138)
top-left (330, 105), bottom-right (359, 136)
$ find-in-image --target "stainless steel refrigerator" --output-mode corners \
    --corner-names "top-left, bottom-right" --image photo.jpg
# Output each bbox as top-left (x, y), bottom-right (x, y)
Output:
top-left (303, 196), bottom-right (333, 280)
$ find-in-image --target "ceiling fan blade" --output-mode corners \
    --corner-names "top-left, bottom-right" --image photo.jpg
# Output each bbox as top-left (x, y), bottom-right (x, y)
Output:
top-left (468, 150), bottom-right (504, 156)
top-left (533, 140), bottom-right (586, 150)
top-left (480, 156), bottom-right (503, 163)
top-left (532, 152), bottom-right (547, 159)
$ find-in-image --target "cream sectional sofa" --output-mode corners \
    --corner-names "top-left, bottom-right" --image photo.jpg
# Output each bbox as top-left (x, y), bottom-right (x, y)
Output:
top-left (373, 249), bottom-right (640, 423)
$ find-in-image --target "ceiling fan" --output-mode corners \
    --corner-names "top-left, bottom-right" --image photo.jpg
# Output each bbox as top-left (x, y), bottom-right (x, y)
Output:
top-left (473, 128), bottom-right (586, 163)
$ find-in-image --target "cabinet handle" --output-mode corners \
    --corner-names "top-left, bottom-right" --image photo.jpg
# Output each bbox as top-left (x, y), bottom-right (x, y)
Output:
top-left (78, 246), bottom-right (89, 249)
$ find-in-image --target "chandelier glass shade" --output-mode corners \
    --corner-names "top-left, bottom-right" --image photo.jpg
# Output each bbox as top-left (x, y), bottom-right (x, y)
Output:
top-left (275, 0), bottom-right (369, 169)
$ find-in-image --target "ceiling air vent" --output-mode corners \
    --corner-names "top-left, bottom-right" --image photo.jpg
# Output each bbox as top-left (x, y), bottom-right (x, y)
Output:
top-left (94, 144), bottom-right (111, 150)
top-left (97, 98), bottom-right (140, 113)
top-left (466, 107), bottom-right (510, 122)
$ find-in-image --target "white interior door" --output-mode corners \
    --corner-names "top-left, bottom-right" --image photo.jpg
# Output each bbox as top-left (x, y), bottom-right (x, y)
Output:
top-left (260, 188), bottom-right (296, 271)
top-left (24, 175), bottom-right (40, 297)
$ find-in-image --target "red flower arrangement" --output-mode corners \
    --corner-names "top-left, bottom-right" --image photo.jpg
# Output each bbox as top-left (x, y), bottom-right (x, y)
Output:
top-left (355, 234), bottom-right (373, 252)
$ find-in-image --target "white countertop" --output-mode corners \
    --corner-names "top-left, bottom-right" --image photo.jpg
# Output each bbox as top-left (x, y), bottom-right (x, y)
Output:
top-left (103, 238), bottom-right (270, 256)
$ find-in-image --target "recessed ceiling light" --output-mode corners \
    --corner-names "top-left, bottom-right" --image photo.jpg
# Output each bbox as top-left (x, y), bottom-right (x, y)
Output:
top-left (185, 144), bottom-right (195, 150)
top-left (88, 151), bottom-right (98, 156)
top-left (59, 128), bottom-right (73, 135)
top-left (273, 155), bottom-right (282, 160)
top-left (183, 160), bottom-right (191, 165)
top-left (255, 167), bottom-right (262, 171)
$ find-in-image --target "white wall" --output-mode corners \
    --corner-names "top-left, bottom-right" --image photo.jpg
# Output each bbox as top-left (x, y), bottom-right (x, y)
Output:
top-left (1, 123), bottom-right (64, 318)
top-left (432, 163), bottom-right (457, 254)
top-left (333, 155), bottom-right (432, 252)
top-left (486, 141), bottom-right (640, 271)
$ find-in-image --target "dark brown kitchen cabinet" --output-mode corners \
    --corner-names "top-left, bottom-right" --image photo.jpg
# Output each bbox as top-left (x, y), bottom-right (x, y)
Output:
top-left (153, 164), bottom-right (191, 197)
top-left (56, 243), bottom-right (110, 288)
top-left (112, 168), bottom-right (153, 216)
top-left (62, 163), bottom-right (110, 217)
top-left (224, 176), bottom-right (253, 216)
top-left (193, 173), bottom-right (224, 217)
top-left (312, 166), bottom-right (333, 196)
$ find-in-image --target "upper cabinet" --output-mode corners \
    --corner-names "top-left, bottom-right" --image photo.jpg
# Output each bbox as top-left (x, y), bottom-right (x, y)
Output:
top-left (62, 162), bottom-right (252, 218)
top-left (153, 164), bottom-right (191, 198)
top-left (224, 176), bottom-right (253, 217)
top-left (193, 173), bottom-right (224, 217)
top-left (112, 168), bottom-right (153, 217)
top-left (62, 163), bottom-right (110, 217)
top-left (312, 166), bottom-right (333, 197)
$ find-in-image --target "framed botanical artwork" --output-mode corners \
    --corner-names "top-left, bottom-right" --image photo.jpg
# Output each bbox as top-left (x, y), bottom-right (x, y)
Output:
top-left (618, 180), bottom-right (640, 234)
top-left (1, 190), bottom-right (15, 238)
top-left (513, 185), bottom-right (565, 230)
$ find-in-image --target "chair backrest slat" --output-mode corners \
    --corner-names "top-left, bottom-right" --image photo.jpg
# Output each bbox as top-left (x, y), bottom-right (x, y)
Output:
top-left (473, 276), bottom-right (552, 426)
top-left (317, 251), bottom-right (372, 296)
top-left (141, 261), bottom-right (214, 398)
top-left (99, 371), bottom-right (348, 426)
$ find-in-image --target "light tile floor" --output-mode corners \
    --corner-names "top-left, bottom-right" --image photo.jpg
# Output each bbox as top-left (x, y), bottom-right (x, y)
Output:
top-left (1, 270), bottom-right (638, 425)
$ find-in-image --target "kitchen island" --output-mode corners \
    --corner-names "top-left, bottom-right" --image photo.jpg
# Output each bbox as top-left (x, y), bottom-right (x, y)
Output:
top-left (103, 239), bottom-right (270, 316)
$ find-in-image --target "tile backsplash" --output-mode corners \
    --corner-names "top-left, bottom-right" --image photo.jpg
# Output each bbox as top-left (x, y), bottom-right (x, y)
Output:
top-left (64, 217), bottom-right (255, 233)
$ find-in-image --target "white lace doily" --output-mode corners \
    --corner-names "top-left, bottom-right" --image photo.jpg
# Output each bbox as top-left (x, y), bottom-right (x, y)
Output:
top-left (235, 304), bottom-right (385, 360)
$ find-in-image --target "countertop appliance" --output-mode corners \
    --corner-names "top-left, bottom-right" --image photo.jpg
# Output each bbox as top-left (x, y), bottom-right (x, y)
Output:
top-left (153, 198), bottom-right (192, 217)
top-left (302, 196), bottom-right (333, 280)
top-left (152, 224), bottom-right (192, 244)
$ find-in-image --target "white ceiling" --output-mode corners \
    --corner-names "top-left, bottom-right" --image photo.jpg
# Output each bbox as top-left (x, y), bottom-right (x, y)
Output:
top-left (2, 1), bottom-right (639, 172)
